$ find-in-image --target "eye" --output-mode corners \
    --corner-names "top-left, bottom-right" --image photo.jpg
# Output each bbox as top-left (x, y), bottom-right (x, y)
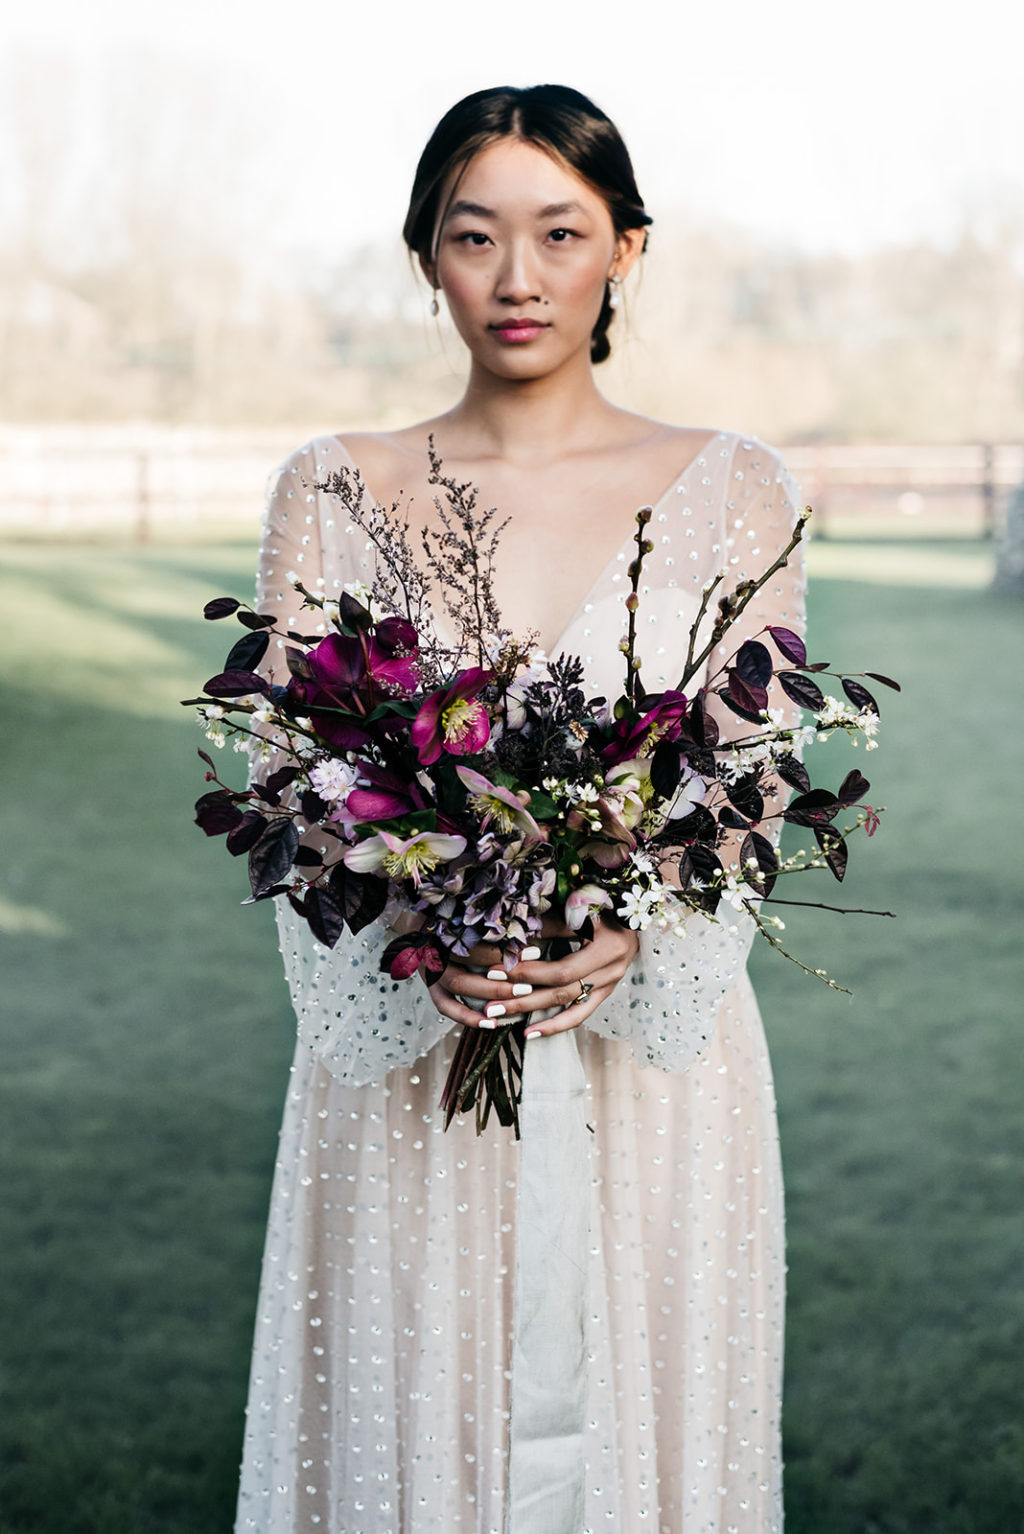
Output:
top-left (454, 230), bottom-right (491, 247)
top-left (548, 228), bottom-right (579, 243)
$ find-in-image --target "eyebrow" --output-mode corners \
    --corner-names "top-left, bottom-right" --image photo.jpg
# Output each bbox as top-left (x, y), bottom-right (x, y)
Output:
top-left (446, 198), bottom-right (588, 220)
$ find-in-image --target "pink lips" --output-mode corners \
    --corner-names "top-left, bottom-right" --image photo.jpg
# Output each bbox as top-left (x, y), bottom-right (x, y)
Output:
top-left (490, 318), bottom-right (549, 343)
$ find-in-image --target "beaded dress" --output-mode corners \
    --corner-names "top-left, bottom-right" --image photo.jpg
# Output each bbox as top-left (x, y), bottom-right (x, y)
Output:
top-left (234, 428), bottom-right (807, 1534)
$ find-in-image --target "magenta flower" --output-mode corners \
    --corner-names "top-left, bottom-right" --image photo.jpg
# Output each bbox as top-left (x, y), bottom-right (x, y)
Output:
top-left (345, 763), bottom-right (427, 824)
top-left (600, 690), bottom-right (689, 765)
top-left (286, 619), bottom-right (420, 748)
top-left (411, 668), bottom-right (493, 765)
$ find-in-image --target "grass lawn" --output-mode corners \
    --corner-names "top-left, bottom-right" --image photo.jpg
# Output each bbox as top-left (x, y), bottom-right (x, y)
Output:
top-left (0, 532), bottom-right (1021, 1533)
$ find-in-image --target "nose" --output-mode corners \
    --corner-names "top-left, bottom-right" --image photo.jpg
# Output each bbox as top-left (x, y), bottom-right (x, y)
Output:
top-left (495, 238), bottom-right (542, 305)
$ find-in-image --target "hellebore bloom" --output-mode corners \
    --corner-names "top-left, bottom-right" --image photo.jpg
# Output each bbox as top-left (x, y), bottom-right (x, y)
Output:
top-left (343, 829), bottom-right (466, 887)
top-left (344, 762), bottom-right (427, 823)
top-left (600, 690), bottom-right (689, 765)
top-left (411, 668), bottom-right (493, 765)
top-left (565, 884), bottom-right (614, 931)
top-left (286, 620), bottom-right (420, 748)
top-left (455, 766), bottom-right (544, 840)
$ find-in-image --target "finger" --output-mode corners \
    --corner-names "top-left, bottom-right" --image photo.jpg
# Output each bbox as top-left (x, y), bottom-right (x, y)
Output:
top-left (478, 962), bottom-right (622, 1022)
top-left (428, 983), bottom-right (494, 1029)
top-left (522, 983), bottom-right (617, 1037)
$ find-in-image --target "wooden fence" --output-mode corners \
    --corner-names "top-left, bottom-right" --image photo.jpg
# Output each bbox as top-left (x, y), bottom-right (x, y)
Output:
top-left (0, 427), bottom-right (1020, 540)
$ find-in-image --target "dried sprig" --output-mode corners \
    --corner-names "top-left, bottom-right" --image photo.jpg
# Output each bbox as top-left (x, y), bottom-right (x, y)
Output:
top-left (420, 436), bottom-right (512, 667)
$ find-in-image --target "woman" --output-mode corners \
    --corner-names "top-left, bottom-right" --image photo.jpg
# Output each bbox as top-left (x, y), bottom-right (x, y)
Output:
top-left (236, 84), bottom-right (806, 1534)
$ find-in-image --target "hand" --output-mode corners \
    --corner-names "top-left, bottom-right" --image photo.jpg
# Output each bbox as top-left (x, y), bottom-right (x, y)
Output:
top-left (426, 914), bottom-right (640, 1036)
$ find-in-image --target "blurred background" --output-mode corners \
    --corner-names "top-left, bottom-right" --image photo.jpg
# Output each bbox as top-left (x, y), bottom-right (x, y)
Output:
top-left (1, 2), bottom-right (1022, 1530)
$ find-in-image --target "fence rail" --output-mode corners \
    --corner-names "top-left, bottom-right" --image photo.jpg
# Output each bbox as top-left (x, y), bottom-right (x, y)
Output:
top-left (0, 427), bottom-right (1020, 540)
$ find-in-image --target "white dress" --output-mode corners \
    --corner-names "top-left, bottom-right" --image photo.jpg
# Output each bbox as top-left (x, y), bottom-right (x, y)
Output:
top-left (234, 428), bottom-right (807, 1534)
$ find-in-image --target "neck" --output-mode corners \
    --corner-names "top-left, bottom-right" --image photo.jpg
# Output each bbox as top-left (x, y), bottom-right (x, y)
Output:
top-left (441, 348), bottom-right (615, 466)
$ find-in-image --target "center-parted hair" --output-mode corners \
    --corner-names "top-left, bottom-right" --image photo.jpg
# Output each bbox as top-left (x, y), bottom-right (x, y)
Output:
top-left (403, 84), bottom-right (653, 365)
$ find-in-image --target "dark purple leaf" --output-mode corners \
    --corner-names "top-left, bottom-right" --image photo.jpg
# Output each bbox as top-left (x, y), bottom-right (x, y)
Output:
top-left (778, 671), bottom-right (825, 711)
top-left (740, 829), bottom-right (779, 896)
top-left (285, 647), bottom-right (314, 682)
top-left (815, 825), bottom-right (848, 881)
top-left (241, 883), bottom-right (291, 904)
top-left (338, 591), bottom-right (373, 630)
top-left (783, 789), bottom-right (841, 826)
top-left (204, 596), bottom-right (241, 620)
top-left (717, 690), bottom-right (765, 725)
top-left (776, 752), bottom-right (811, 794)
top-left (248, 817), bottom-right (301, 897)
top-left (667, 804), bottom-right (717, 843)
top-left (224, 630), bottom-right (270, 674)
top-left (265, 763), bottom-right (301, 793)
top-left (689, 689), bottom-right (720, 748)
top-left (197, 748), bottom-right (216, 772)
top-left (805, 661), bottom-right (831, 672)
top-left (226, 809), bottom-right (268, 856)
top-left (726, 774), bottom-right (764, 823)
top-left (865, 671), bottom-right (901, 692)
top-left (328, 863), bottom-right (388, 936)
top-left (203, 669), bottom-right (270, 699)
top-left (718, 807), bottom-right (751, 830)
top-left (727, 669), bottom-right (768, 714)
top-left (678, 842), bottom-right (722, 887)
top-left (650, 739), bottom-right (682, 801)
top-left (305, 886), bottom-right (346, 948)
top-left (767, 625), bottom-right (807, 666)
top-left (300, 790), bottom-right (330, 824)
top-left (842, 678), bottom-right (879, 714)
top-left (194, 790), bottom-right (244, 837)
top-left (292, 846), bottom-right (323, 867)
top-left (237, 610), bottom-right (277, 631)
top-left (286, 888), bottom-right (308, 919)
top-left (837, 769), bottom-right (870, 805)
top-left (736, 639), bottom-right (773, 690)
top-left (250, 784), bottom-right (281, 807)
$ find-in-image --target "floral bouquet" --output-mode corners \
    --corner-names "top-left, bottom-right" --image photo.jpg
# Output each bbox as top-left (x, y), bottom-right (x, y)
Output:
top-left (185, 443), bottom-right (897, 1135)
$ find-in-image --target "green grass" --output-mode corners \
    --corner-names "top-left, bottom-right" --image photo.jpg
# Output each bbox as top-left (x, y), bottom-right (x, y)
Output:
top-left (0, 536), bottom-right (1021, 1533)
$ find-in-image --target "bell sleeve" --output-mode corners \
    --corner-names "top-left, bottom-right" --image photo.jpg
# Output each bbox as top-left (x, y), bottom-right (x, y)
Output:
top-left (252, 440), bottom-right (458, 1087)
top-left (585, 436), bottom-right (808, 1073)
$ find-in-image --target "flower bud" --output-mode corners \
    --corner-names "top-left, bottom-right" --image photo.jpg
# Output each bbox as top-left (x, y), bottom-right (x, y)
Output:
top-left (625, 592), bottom-right (640, 612)
top-left (641, 539), bottom-right (654, 555)
top-left (636, 504), bottom-right (653, 525)
top-left (627, 559), bottom-right (640, 578)
top-left (618, 638), bottom-right (630, 653)
top-left (631, 656), bottom-right (642, 670)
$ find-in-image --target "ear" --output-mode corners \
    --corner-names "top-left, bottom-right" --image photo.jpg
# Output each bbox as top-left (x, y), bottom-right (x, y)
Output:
top-left (610, 227), bottom-right (646, 281)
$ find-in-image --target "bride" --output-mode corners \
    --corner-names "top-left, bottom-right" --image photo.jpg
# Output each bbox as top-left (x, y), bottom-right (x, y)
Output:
top-left (235, 83), bottom-right (806, 1534)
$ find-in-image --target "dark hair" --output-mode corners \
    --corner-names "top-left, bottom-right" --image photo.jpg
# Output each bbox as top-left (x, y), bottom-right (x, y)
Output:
top-left (403, 84), bottom-right (653, 365)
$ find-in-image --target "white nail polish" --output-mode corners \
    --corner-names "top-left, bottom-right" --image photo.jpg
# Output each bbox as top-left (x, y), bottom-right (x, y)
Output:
top-left (478, 1018), bottom-right (496, 1030)
top-left (525, 1028), bottom-right (543, 1039)
top-left (521, 946), bottom-right (541, 961)
top-left (486, 969), bottom-right (507, 981)
top-left (485, 1002), bottom-right (506, 1019)
top-left (512, 983), bottom-right (533, 996)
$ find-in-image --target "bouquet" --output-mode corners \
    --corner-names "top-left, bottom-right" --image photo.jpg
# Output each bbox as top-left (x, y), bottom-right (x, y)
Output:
top-left (185, 442), bottom-right (897, 1136)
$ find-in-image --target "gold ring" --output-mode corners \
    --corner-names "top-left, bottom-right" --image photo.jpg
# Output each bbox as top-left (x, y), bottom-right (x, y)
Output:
top-left (575, 980), bottom-right (593, 1004)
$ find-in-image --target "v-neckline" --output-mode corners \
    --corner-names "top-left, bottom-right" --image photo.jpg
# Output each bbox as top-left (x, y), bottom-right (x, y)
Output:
top-left (323, 429), bottom-right (723, 657)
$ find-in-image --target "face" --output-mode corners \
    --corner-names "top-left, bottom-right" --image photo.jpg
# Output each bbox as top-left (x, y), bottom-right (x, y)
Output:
top-left (427, 137), bottom-right (643, 378)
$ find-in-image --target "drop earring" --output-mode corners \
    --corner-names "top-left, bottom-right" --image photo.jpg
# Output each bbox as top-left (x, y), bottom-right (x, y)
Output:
top-left (430, 288), bottom-right (440, 317)
top-left (608, 274), bottom-right (622, 310)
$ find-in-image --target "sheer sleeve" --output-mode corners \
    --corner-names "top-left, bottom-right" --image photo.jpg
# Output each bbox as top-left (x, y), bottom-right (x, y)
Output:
top-left (254, 439), bottom-right (458, 1087)
top-left (585, 435), bottom-right (808, 1073)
